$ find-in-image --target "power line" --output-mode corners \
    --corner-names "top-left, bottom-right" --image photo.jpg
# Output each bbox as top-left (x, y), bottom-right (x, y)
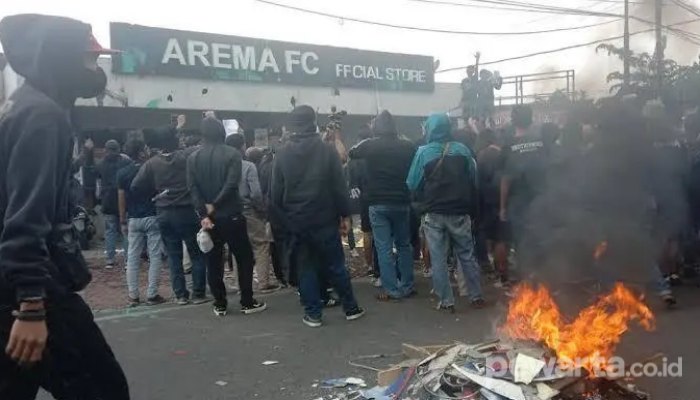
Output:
top-left (253, 0), bottom-right (621, 35)
top-left (523, 1), bottom-right (620, 26)
top-left (409, 0), bottom-right (625, 17)
top-left (669, 0), bottom-right (700, 17)
top-left (436, 17), bottom-right (700, 71)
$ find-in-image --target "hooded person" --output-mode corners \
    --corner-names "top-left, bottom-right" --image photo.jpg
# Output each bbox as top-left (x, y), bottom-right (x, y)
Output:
top-left (187, 117), bottom-right (267, 316)
top-left (406, 113), bottom-right (484, 311)
top-left (348, 110), bottom-right (416, 301)
top-left (0, 14), bottom-right (130, 398)
top-left (131, 123), bottom-right (209, 307)
top-left (96, 139), bottom-right (131, 269)
top-left (346, 126), bottom-right (378, 278)
top-left (271, 105), bottom-right (365, 327)
top-left (225, 133), bottom-right (284, 293)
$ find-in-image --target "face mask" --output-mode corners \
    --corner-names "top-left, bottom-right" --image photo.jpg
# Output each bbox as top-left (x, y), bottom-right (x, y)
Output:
top-left (76, 67), bottom-right (107, 99)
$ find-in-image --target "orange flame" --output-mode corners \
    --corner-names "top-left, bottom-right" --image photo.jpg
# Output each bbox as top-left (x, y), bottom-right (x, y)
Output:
top-left (501, 282), bottom-right (655, 374)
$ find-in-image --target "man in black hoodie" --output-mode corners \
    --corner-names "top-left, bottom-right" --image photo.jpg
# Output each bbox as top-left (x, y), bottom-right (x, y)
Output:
top-left (96, 139), bottom-right (131, 269)
top-left (349, 111), bottom-right (416, 300)
top-left (271, 106), bottom-right (365, 327)
top-left (131, 127), bottom-right (208, 305)
top-left (0, 14), bottom-right (129, 399)
top-left (188, 117), bottom-right (266, 316)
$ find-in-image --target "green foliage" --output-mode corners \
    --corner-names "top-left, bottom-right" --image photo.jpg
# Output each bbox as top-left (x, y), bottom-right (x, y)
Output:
top-left (595, 43), bottom-right (700, 113)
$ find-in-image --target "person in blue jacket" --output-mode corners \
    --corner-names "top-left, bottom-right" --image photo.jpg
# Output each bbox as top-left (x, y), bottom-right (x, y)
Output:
top-left (407, 113), bottom-right (484, 312)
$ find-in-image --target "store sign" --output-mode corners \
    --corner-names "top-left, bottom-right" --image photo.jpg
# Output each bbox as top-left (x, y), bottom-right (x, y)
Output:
top-left (110, 23), bottom-right (434, 92)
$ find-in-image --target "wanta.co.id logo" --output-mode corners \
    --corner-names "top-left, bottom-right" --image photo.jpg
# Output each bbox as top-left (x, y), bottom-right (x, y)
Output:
top-left (479, 354), bottom-right (683, 379)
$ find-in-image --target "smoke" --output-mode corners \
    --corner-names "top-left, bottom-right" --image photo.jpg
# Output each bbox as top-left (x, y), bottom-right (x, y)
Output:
top-left (570, 0), bottom-right (700, 96)
top-left (512, 102), bottom-right (688, 300)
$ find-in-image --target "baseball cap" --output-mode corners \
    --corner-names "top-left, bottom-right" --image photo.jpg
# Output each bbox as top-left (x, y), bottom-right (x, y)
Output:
top-left (87, 32), bottom-right (119, 54)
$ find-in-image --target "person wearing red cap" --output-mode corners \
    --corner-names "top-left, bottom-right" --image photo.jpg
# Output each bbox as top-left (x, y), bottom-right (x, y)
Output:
top-left (0, 14), bottom-right (129, 399)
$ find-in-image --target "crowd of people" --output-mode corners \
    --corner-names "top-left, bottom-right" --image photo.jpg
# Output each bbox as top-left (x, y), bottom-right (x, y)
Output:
top-left (2, 12), bottom-right (700, 400)
top-left (80, 92), bottom-right (697, 324)
top-left (56, 87), bottom-right (700, 325)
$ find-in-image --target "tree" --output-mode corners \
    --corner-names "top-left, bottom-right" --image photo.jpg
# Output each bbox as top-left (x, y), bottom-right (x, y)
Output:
top-left (595, 43), bottom-right (680, 98)
top-left (596, 44), bottom-right (700, 115)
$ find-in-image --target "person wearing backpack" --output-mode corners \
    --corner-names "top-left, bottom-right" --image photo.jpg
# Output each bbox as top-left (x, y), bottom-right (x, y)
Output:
top-left (407, 113), bottom-right (484, 312)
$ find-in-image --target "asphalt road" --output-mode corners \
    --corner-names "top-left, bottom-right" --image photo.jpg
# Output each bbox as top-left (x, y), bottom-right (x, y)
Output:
top-left (39, 278), bottom-right (700, 400)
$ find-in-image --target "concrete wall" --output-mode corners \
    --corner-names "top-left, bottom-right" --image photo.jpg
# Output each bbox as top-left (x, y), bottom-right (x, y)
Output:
top-left (73, 58), bottom-right (461, 117)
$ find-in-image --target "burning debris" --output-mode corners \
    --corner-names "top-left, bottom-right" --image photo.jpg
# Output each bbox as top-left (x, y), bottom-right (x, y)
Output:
top-left (329, 283), bottom-right (656, 400)
top-left (502, 282), bottom-right (655, 375)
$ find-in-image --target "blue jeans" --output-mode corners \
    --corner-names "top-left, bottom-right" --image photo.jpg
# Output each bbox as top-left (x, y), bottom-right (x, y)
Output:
top-left (157, 207), bottom-right (207, 299)
top-left (369, 205), bottom-right (414, 298)
top-left (423, 213), bottom-right (483, 305)
top-left (104, 214), bottom-right (127, 264)
top-left (295, 226), bottom-right (359, 319)
top-left (126, 216), bottom-right (163, 299)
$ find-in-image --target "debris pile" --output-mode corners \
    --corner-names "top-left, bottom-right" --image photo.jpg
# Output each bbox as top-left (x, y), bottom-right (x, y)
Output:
top-left (314, 283), bottom-right (658, 400)
top-left (341, 340), bottom-right (650, 400)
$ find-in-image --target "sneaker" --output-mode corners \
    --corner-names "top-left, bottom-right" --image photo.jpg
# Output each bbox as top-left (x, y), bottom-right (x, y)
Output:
top-left (213, 305), bottom-right (228, 316)
top-left (662, 293), bottom-right (677, 308)
top-left (127, 297), bottom-right (140, 308)
top-left (372, 277), bottom-right (382, 288)
top-left (259, 284), bottom-right (282, 294)
top-left (437, 304), bottom-right (455, 313)
top-left (176, 297), bottom-right (190, 306)
top-left (669, 274), bottom-right (682, 287)
top-left (471, 298), bottom-right (486, 309)
top-left (183, 267), bottom-right (192, 275)
top-left (303, 315), bottom-right (323, 328)
top-left (324, 298), bottom-right (340, 308)
top-left (105, 263), bottom-right (115, 270)
top-left (146, 295), bottom-right (166, 306)
top-left (345, 307), bottom-right (366, 321)
top-left (191, 296), bottom-right (212, 305)
top-left (241, 300), bottom-right (267, 315)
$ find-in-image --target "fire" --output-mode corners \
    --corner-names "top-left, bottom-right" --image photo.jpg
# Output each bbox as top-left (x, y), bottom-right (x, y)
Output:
top-left (501, 282), bottom-right (655, 374)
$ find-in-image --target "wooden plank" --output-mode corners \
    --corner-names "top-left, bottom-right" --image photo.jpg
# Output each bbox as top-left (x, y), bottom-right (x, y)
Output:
top-left (401, 343), bottom-right (451, 360)
top-left (376, 359), bottom-right (420, 386)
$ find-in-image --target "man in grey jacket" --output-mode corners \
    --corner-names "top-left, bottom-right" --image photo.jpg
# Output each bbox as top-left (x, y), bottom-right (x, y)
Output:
top-left (226, 134), bottom-right (281, 293)
top-left (188, 118), bottom-right (266, 316)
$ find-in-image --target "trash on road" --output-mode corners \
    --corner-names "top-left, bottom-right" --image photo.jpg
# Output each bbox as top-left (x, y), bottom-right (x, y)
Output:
top-left (214, 380), bottom-right (228, 387)
top-left (318, 340), bottom-right (654, 400)
top-left (321, 377), bottom-right (368, 388)
top-left (262, 360), bottom-right (280, 366)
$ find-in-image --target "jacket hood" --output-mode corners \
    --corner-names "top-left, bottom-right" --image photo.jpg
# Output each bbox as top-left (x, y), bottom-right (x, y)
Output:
top-left (424, 113), bottom-right (452, 143)
top-left (287, 105), bottom-right (318, 134)
top-left (372, 110), bottom-right (398, 137)
top-left (201, 116), bottom-right (226, 144)
top-left (0, 14), bottom-right (99, 104)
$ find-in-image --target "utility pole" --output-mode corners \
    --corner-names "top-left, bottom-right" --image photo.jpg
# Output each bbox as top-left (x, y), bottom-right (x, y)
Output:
top-left (654, 0), bottom-right (664, 96)
top-left (623, 0), bottom-right (630, 92)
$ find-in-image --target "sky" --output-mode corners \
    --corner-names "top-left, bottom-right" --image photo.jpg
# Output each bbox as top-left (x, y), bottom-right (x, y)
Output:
top-left (1, 0), bottom-right (699, 97)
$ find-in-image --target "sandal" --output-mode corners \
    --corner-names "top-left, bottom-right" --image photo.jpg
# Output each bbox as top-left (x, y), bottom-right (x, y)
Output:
top-left (376, 292), bottom-right (401, 302)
